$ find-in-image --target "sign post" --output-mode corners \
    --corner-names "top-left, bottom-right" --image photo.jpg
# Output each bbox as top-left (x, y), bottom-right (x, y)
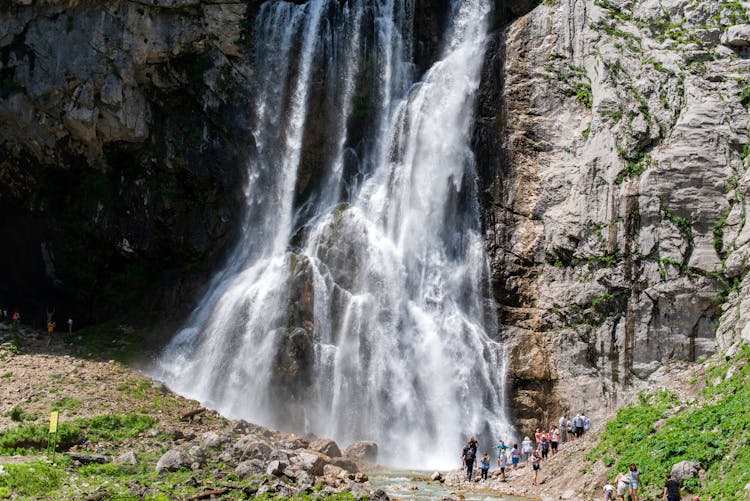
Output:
top-left (47, 411), bottom-right (59, 462)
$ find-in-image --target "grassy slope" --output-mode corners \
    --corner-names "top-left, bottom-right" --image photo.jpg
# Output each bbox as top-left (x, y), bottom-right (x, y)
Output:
top-left (586, 344), bottom-right (750, 500)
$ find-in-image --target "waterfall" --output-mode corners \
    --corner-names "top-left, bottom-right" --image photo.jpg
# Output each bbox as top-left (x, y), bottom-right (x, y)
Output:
top-left (155, 0), bottom-right (514, 469)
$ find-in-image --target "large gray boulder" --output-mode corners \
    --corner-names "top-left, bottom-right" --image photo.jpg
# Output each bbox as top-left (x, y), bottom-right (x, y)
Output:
top-left (309, 438), bottom-right (342, 458)
top-left (114, 451), bottom-right (138, 466)
top-left (344, 441), bottom-right (378, 463)
top-left (201, 431), bottom-right (228, 448)
top-left (671, 460), bottom-right (701, 483)
top-left (231, 436), bottom-right (272, 462)
top-left (155, 449), bottom-right (186, 473)
top-left (235, 459), bottom-right (265, 479)
top-left (290, 450), bottom-right (330, 476)
top-left (721, 24), bottom-right (750, 47)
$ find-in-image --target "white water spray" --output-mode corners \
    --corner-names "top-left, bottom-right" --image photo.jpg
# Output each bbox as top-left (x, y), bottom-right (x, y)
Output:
top-left (156, 0), bottom-right (513, 469)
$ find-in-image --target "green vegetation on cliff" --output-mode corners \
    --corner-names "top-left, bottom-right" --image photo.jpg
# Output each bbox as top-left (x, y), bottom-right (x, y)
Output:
top-left (587, 344), bottom-right (750, 500)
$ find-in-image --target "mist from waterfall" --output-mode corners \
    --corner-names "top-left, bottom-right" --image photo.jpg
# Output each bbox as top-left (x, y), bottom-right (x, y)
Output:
top-left (155, 0), bottom-right (514, 469)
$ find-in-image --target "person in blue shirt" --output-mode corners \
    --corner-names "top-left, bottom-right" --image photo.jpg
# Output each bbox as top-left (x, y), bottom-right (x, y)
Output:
top-left (496, 440), bottom-right (508, 466)
top-left (479, 452), bottom-right (490, 480)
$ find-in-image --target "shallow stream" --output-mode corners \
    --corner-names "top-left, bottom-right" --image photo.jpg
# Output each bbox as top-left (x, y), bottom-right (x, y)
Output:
top-left (368, 470), bottom-right (530, 501)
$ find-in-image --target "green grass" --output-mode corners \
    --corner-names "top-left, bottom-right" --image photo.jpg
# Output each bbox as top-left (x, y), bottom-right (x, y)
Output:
top-left (50, 397), bottom-right (81, 413)
top-left (0, 413), bottom-right (157, 455)
top-left (0, 460), bottom-right (65, 499)
top-left (587, 345), bottom-right (750, 500)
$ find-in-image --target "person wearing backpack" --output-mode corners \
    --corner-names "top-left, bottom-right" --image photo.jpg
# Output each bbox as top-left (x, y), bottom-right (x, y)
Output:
top-left (530, 452), bottom-right (541, 485)
top-left (479, 452), bottom-right (490, 480)
top-left (461, 441), bottom-right (476, 481)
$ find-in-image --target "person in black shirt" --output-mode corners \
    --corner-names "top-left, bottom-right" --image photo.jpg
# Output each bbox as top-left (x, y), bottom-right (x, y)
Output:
top-left (663, 474), bottom-right (681, 501)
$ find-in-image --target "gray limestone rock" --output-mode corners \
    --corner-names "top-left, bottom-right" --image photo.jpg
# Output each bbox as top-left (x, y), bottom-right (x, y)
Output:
top-left (721, 24), bottom-right (750, 47)
top-left (266, 460), bottom-right (287, 477)
top-left (670, 460), bottom-right (701, 483)
top-left (114, 451), bottom-right (138, 466)
top-left (234, 459), bottom-right (265, 479)
top-left (309, 438), bottom-right (342, 458)
top-left (231, 436), bottom-right (272, 462)
top-left (155, 449), bottom-right (186, 473)
top-left (343, 441), bottom-right (378, 463)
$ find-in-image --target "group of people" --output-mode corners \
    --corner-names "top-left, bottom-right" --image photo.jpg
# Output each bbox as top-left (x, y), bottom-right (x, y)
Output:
top-left (1, 306), bottom-right (74, 339)
top-left (602, 464), bottom-right (641, 501)
top-left (460, 413), bottom-right (592, 485)
top-left (0, 310), bottom-right (22, 325)
top-left (603, 470), bottom-right (695, 501)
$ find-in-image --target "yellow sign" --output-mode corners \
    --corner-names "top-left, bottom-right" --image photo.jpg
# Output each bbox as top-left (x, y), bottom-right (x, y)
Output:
top-left (49, 411), bottom-right (59, 433)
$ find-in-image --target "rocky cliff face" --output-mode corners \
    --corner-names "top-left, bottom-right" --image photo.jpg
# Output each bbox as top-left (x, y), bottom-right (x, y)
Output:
top-left (0, 0), bottom-right (259, 326)
top-left (476, 0), bottom-right (750, 431)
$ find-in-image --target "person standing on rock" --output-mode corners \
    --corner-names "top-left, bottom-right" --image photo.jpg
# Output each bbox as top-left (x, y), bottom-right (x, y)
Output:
top-left (479, 452), bottom-right (490, 480)
top-left (529, 451), bottom-right (541, 485)
top-left (583, 414), bottom-right (591, 434)
top-left (67, 317), bottom-right (73, 333)
top-left (540, 433), bottom-right (550, 460)
top-left (496, 439), bottom-right (508, 466)
top-left (498, 449), bottom-right (508, 481)
top-left (461, 441), bottom-right (476, 481)
top-left (521, 436), bottom-right (533, 461)
top-left (551, 426), bottom-right (560, 454)
top-left (510, 443), bottom-right (521, 470)
top-left (663, 473), bottom-right (680, 501)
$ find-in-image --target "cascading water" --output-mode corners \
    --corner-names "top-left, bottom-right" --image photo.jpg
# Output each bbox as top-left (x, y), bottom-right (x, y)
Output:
top-left (155, 0), bottom-right (514, 469)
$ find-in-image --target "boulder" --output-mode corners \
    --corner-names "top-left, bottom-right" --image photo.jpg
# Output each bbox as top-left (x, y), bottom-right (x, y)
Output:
top-left (155, 449), bottom-right (186, 473)
top-left (343, 441), bottom-right (378, 463)
top-left (323, 464), bottom-right (345, 480)
top-left (231, 436), bottom-right (272, 461)
top-left (293, 470), bottom-right (315, 489)
top-left (330, 457), bottom-right (359, 473)
top-left (721, 24), bottom-right (750, 47)
top-left (430, 471), bottom-right (443, 481)
top-left (266, 460), bottom-right (288, 477)
top-left (186, 445), bottom-right (208, 465)
top-left (114, 451), bottom-right (138, 466)
top-left (354, 472), bottom-right (368, 483)
top-left (309, 438), bottom-right (342, 458)
top-left (369, 489), bottom-right (390, 501)
top-left (290, 450), bottom-right (330, 476)
top-left (235, 459), bottom-right (265, 479)
top-left (671, 460), bottom-right (701, 483)
top-left (201, 431), bottom-right (228, 448)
